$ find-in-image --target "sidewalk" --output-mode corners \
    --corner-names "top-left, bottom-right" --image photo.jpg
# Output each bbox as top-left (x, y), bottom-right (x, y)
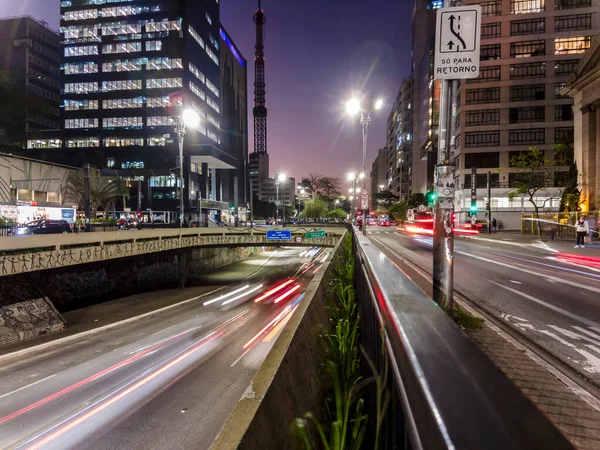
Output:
top-left (467, 231), bottom-right (600, 258)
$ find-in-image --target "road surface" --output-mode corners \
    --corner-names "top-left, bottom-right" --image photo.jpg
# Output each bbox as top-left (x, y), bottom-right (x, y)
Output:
top-left (0, 247), bottom-right (328, 450)
top-left (368, 228), bottom-right (600, 385)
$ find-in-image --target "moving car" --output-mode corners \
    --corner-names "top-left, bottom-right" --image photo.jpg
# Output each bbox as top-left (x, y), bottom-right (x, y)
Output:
top-left (379, 219), bottom-right (390, 227)
top-left (16, 219), bottom-right (72, 235)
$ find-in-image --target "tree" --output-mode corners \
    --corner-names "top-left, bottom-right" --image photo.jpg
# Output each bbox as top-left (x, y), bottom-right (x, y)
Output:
top-left (252, 195), bottom-right (276, 219)
top-left (306, 173), bottom-right (323, 197)
top-left (64, 169), bottom-right (129, 217)
top-left (508, 145), bottom-right (574, 238)
top-left (318, 176), bottom-right (341, 198)
top-left (327, 208), bottom-right (347, 221)
top-left (301, 198), bottom-right (328, 220)
top-left (388, 193), bottom-right (427, 223)
top-left (373, 190), bottom-right (398, 209)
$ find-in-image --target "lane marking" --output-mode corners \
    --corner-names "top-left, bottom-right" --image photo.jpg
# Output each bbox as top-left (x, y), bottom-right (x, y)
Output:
top-left (0, 375), bottom-right (56, 401)
top-left (510, 280), bottom-right (522, 284)
top-left (460, 252), bottom-right (600, 295)
top-left (490, 282), bottom-right (600, 329)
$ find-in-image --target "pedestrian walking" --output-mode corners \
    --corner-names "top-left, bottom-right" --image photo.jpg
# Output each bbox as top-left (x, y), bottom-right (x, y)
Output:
top-left (492, 218), bottom-right (497, 233)
top-left (575, 217), bottom-right (589, 248)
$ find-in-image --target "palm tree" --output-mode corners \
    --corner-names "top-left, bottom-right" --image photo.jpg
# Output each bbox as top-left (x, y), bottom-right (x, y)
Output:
top-left (64, 169), bottom-right (130, 217)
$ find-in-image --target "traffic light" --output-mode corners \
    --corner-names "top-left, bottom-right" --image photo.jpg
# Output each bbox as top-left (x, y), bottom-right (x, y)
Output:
top-left (426, 191), bottom-right (438, 204)
top-left (485, 202), bottom-right (489, 211)
top-left (470, 204), bottom-right (478, 213)
top-left (230, 204), bottom-right (236, 211)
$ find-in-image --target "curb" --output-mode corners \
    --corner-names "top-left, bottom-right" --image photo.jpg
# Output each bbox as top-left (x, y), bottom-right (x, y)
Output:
top-left (0, 286), bottom-right (224, 364)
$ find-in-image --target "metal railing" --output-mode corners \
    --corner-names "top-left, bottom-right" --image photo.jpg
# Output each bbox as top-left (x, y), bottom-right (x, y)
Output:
top-left (352, 227), bottom-right (573, 449)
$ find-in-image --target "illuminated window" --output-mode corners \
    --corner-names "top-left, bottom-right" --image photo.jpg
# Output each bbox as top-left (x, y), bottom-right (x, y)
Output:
top-left (189, 81), bottom-right (206, 100)
top-left (147, 96), bottom-right (182, 108)
top-left (64, 99), bottom-right (98, 110)
top-left (145, 41), bottom-right (162, 51)
top-left (189, 63), bottom-right (206, 83)
top-left (65, 118), bottom-right (98, 129)
top-left (146, 19), bottom-right (182, 32)
top-left (205, 12), bottom-right (212, 25)
top-left (481, 23), bottom-right (501, 38)
top-left (147, 58), bottom-right (183, 70)
top-left (103, 117), bottom-right (143, 129)
top-left (206, 114), bottom-right (220, 128)
top-left (64, 82), bottom-right (98, 93)
top-left (148, 137), bottom-right (167, 146)
top-left (102, 59), bottom-right (144, 72)
top-left (62, 24), bottom-right (100, 41)
top-left (102, 42), bottom-right (142, 54)
top-left (427, 0), bottom-right (443, 8)
top-left (481, 1), bottom-right (501, 16)
top-left (101, 80), bottom-right (142, 91)
top-left (103, 97), bottom-right (144, 109)
top-left (206, 96), bottom-right (220, 113)
top-left (104, 137), bottom-right (144, 147)
top-left (147, 78), bottom-right (182, 89)
top-left (63, 61), bottom-right (98, 74)
top-left (106, 157), bottom-right (115, 168)
top-left (66, 137), bottom-right (100, 148)
top-left (147, 116), bottom-right (176, 126)
top-left (188, 26), bottom-right (205, 49)
top-left (100, 21), bottom-right (142, 36)
top-left (206, 79), bottom-right (220, 98)
top-left (149, 176), bottom-right (180, 187)
top-left (121, 161), bottom-right (144, 169)
top-left (64, 45), bottom-right (98, 57)
top-left (555, 81), bottom-right (568, 98)
top-left (209, 33), bottom-right (219, 49)
top-left (100, 6), bottom-right (142, 17)
top-left (510, 0), bottom-right (544, 14)
top-left (206, 46), bottom-right (219, 65)
top-left (27, 139), bottom-right (62, 149)
top-left (554, 36), bottom-right (592, 54)
top-left (480, 44), bottom-right (501, 60)
top-left (63, 9), bottom-right (98, 21)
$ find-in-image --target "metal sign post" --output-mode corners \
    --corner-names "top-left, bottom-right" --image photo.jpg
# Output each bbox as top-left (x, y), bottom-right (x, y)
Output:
top-left (432, 3), bottom-right (481, 311)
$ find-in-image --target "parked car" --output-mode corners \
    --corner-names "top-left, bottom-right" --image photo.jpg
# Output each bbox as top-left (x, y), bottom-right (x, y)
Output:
top-left (16, 220), bottom-right (72, 235)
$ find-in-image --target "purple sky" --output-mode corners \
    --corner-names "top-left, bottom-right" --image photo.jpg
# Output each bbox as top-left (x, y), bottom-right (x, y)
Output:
top-left (2, 0), bottom-right (412, 186)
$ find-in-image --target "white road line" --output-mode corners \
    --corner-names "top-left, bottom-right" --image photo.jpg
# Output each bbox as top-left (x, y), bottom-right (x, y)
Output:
top-left (510, 280), bottom-right (522, 284)
top-left (490, 282), bottom-right (600, 329)
top-left (0, 374), bottom-right (56, 400)
top-left (459, 251), bottom-right (600, 295)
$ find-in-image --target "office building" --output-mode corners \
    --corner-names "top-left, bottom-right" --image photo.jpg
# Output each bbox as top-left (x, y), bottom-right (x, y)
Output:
top-left (411, 0), bottom-right (440, 194)
top-left (51, 0), bottom-right (239, 221)
top-left (564, 34), bottom-right (600, 214)
top-left (452, 0), bottom-right (599, 228)
top-left (370, 148), bottom-right (387, 208)
top-left (220, 26), bottom-right (249, 218)
top-left (385, 78), bottom-right (413, 200)
top-left (259, 176), bottom-right (296, 207)
top-left (0, 17), bottom-right (60, 148)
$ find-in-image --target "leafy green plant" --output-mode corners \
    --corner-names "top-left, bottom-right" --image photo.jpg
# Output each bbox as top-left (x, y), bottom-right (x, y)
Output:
top-left (452, 304), bottom-right (484, 329)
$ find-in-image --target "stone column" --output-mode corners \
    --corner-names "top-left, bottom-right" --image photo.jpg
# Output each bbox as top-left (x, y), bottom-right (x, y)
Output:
top-left (581, 106), bottom-right (597, 212)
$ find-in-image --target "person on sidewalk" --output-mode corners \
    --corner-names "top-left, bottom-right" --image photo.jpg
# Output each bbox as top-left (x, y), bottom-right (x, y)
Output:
top-left (575, 217), bottom-right (589, 248)
top-left (492, 218), bottom-right (497, 233)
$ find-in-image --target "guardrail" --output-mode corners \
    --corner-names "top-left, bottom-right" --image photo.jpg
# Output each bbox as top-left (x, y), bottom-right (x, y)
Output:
top-left (352, 227), bottom-right (573, 449)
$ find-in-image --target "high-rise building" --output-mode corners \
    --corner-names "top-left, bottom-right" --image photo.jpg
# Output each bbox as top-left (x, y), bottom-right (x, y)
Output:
top-left (452, 0), bottom-right (599, 228)
top-left (249, 1), bottom-right (270, 201)
top-left (220, 26), bottom-right (249, 219)
top-left (411, 0), bottom-right (441, 195)
top-left (385, 78), bottom-right (413, 200)
top-left (56, 0), bottom-right (239, 221)
top-left (0, 17), bottom-right (60, 148)
top-left (259, 176), bottom-right (296, 209)
top-left (370, 148), bottom-right (387, 208)
top-left (411, 0), bottom-right (599, 229)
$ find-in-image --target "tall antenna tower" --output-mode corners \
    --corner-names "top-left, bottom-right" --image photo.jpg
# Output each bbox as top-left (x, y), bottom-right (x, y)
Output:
top-left (253, 0), bottom-right (267, 155)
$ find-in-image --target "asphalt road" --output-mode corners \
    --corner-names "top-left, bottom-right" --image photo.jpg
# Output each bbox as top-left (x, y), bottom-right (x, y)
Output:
top-left (367, 228), bottom-right (600, 385)
top-left (0, 247), bottom-right (328, 450)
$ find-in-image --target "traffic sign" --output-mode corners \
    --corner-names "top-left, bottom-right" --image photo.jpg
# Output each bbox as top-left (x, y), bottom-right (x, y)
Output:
top-left (361, 190), bottom-right (369, 210)
top-left (266, 230), bottom-right (291, 241)
top-left (306, 230), bottom-right (325, 239)
top-left (434, 5), bottom-right (481, 80)
top-left (295, 236), bottom-right (303, 243)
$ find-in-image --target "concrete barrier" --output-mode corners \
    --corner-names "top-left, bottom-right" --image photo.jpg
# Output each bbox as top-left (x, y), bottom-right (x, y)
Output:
top-left (210, 232), bottom-right (346, 450)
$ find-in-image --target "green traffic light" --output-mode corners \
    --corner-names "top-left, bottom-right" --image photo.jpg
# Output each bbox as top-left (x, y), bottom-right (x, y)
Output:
top-left (470, 205), bottom-right (477, 212)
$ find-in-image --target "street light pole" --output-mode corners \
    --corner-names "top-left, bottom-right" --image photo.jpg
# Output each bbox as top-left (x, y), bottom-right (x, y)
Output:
top-left (175, 117), bottom-right (186, 234)
top-left (276, 178), bottom-right (279, 224)
top-left (360, 111), bottom-right (371, 192)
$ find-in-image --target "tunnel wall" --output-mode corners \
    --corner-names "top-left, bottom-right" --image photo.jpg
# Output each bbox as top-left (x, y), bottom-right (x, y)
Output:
top-left (0, 246), bottom-right (264, 347)
top-left (210, 233), bottom-right (346, 450)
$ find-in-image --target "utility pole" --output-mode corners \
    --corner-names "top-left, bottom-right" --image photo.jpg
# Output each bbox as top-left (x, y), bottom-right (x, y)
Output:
top-left (487, 171), bottom-right (492, 234)
top-left (83, 164), bottom-right (90, 232)
top-left (432, 1), bottom-right (481, 312)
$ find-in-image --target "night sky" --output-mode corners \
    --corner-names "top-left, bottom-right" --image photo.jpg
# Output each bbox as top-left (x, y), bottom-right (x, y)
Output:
top-left (1, 0), bottom-right (413, 186)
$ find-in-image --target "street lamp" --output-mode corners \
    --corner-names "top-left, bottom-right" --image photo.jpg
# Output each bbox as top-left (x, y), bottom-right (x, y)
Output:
top-left (174, 108), bottom-right (201, 232)
top-left (276, 173), bottom-right (286, 224)
top-left (345, 97), bottom-right (383, 190)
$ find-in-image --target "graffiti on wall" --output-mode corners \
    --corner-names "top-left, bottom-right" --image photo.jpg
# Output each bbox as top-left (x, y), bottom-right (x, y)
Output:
top-left (0, 234), bottom-right (340, 277)
top-left (0, 298), bottom-right (65, 346)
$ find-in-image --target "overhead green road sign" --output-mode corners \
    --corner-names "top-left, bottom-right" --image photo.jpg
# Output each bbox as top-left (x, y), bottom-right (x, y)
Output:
top-left (306, 230), bottom-right (326, 238)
